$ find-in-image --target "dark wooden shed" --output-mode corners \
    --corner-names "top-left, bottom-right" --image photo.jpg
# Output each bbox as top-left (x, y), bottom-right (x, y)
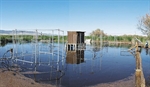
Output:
top-left (67, 31), bottom-right (86, 51)
top-left (67, 31), bottom-right (85, 44)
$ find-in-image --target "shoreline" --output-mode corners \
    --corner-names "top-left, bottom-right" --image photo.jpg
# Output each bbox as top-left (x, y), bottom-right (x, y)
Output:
top-left (91, 75), bottom-right (135, 87)
top-left (0, 68), bottom-right (135, 87)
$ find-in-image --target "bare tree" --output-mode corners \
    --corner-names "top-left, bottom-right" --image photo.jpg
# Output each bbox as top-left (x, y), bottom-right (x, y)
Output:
top-left (138, 14), bottom-right (150, 39)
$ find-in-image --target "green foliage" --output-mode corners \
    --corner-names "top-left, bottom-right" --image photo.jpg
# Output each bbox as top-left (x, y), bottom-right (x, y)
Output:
top-left (85, 36), bottom-right (92, 39)
top-left (0, 35), bottom-right (68, 42)
top-left (22, 35), bottom-right (33, 42)
top-left (85, 34), bottom-right (147, 42)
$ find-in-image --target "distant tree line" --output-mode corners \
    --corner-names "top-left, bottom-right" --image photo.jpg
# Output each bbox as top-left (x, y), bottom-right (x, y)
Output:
top-left (0, 28), bottom-right (147, 45)
top-left (85, 35), bottom-right (147, 42)
top-left (86, 29), bottom-right (147, 42)
top-left (0, 34), bottom-right (147, 43)
top-left (0, 35), bottom-right (67, 43)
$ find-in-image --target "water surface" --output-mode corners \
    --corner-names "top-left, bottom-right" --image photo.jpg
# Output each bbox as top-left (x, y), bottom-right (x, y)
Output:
top-left (0, 43), bottom-right (139, 87)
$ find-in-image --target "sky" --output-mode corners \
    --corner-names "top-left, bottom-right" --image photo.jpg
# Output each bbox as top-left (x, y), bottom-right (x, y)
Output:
top-left (0, 0), bottom-right (150, 36)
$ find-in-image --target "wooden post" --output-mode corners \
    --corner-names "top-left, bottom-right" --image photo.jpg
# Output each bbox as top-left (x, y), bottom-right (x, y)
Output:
top-left (135, 69), bottom-right (141, 87)
top-left (136, 52), bottom-right (141, 69)
top-left (135, 41), bottom-right (145, 87)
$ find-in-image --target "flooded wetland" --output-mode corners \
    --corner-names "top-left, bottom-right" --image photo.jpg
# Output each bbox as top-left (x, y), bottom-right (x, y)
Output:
top-left (1, 0), bottom-right (150, 87)
top-left (1, 42), bottom-right (147, 87)
top-left (0, 29), bottom-right (149, 87)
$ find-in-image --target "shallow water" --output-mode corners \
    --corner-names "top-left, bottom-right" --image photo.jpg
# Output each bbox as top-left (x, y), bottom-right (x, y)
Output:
top-left (140, 48), bottom-right (150, 86)
top-left (0, 43), bottom-right (149, 87)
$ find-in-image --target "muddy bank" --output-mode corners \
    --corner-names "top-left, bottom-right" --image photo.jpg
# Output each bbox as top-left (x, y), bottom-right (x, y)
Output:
top-left (0, 69), bottom-right (54, 87)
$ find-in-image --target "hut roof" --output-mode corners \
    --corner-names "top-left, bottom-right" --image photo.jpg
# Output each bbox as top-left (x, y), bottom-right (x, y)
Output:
top-left (67, 31), bottom-right (85, 33)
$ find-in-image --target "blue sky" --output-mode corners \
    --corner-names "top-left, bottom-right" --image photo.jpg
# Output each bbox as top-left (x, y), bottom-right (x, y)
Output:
top-left (0, 0), bottom-right (150, 35)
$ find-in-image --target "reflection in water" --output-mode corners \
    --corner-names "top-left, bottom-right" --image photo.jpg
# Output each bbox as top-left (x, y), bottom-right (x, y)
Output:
top-left (0, 41), bottom-right (7, 47)
top-left (91, 42), bottom-right (101, 52)
top-left (145, 48), bottom-right (150, 56)
top-left (21, 61), bottom-right (65, 87)
top-left (66, 50), bottom-right (84, 64)
top-left (146, 48), bottom-right (148, 55)
top-left (143, 48), bottom-right (150, 56)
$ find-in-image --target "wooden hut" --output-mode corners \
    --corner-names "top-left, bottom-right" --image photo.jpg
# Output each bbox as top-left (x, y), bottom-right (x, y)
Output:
top-left (67, 31), bottom-right (86, 51)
